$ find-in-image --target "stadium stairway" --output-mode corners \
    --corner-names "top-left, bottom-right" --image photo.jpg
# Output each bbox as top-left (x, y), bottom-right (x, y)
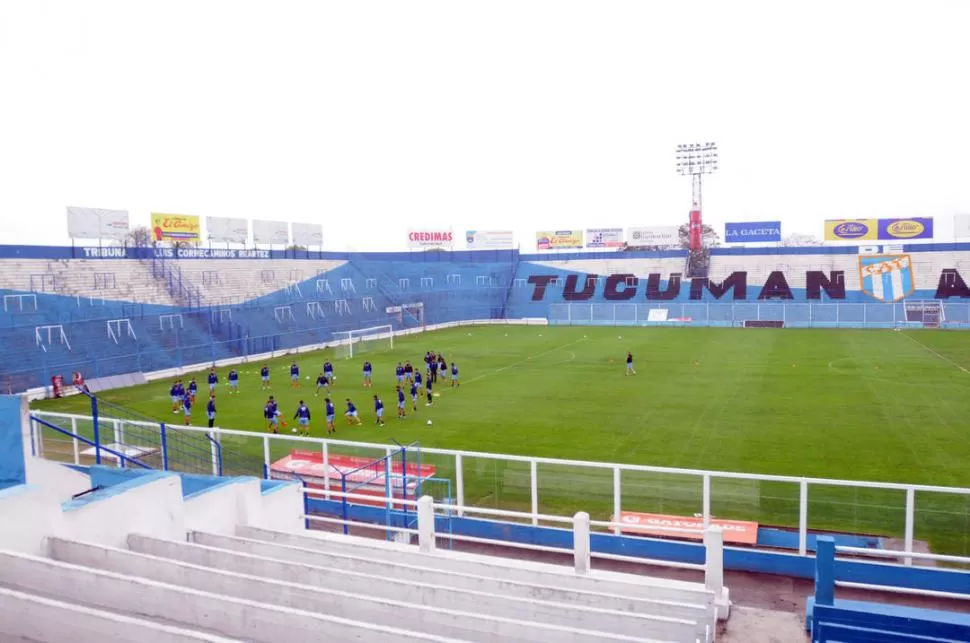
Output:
top-left (0, 462), bottom-right (720, 642)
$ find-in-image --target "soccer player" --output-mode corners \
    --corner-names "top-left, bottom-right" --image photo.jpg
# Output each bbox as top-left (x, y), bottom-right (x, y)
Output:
top-left (182, 394), bottom-right (193, 425)
top-left (425, 370), bottom-right (433, 406)
top-left (260, 364), bottom-right (271, 390)
top-left (187, 378), bottom-right (198, 403)
top-left (395, 385), bottom-right (406, 419)
top-left (325, 397), bottom-right (336, 434)
top-left (626, 352), bottom-right (636, 376)
top-left (373, 394), bottom-right (385, 427)
top-left (324, 360), bottom-right (335, 383)
top-left (228, 368), bottom-right (239, 393)
top-left (265, 396), bottom-right (279, 433)
top-left (345, 398), bottom-right (361, 425)
top-left (294, 400), bottom-right (311, 437)
top-left (207, 368), bottom-right (219, 393)
top-left (404, 361), bottom-right (414, 383)
top-left (450, 362), bottom-right (459, 388)
top-left (437, 355), bottom-right (447, 382)
top-left (395, 362), bottom-right (404, 384)
top-left (425, 353), bottom-right (435, 383)
top-left (170, 379), bottom-right (182, 413)
top-left (290, 363), bottom-right (300, 388)
top-left (362, 360), bottom-right (373, 388)
top-left (206, 395), bottom-right (217, 428)
top-left (409, 380), bottom-right (419, 412)
top-left (314, 372), bottom-right (330, 397)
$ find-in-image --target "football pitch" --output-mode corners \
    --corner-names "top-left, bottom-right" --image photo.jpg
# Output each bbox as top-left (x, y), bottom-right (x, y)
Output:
top-left (31, 325), bottom-right (970, 554)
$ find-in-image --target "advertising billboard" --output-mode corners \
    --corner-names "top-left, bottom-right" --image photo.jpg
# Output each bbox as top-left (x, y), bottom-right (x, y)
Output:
top-left (825, 218), bottom-right (933, 241)
top-left (291, 222), bottom-right (323, 247)
top-left (536, 230), bottom-right (583, 250)
top-left (465, 230), bottom-right (513, 249)
top-left (408, 229), bottom-right (454, 250)
top-left (252, 219), bottom-right (290, 245)
top-left (585, 228), bottom-right (625, 248)
top-left (66, 206), bottom-right (130, 240)
top-left (151, 213), bottom-right (201, 242)
top-left (205, 216), bottom-right (248, 244)
top-left (724, 221), bottom-right (781, 243)
top-left (626, 226), bottom-right (679, 246)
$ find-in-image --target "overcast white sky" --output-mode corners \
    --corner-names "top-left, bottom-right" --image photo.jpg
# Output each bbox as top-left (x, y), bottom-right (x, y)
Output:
top-left (1, 0), bottom-right (968, 250)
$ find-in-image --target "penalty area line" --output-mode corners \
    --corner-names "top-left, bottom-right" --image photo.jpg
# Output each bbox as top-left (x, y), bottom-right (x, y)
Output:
top-left (901, 332), bottom-right (970, 374)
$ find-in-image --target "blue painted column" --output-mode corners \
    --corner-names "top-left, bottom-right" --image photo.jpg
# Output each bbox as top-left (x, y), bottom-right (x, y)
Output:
top-left (815, 536), bottom-right (836, 607)
top-left (0, 395), bottom-right (26, 490)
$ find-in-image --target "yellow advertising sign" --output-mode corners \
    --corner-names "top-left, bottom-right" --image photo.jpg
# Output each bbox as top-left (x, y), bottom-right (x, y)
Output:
top-left (536, 230), bottom-right (584, 250)
top-left (823, 219), bottom-right (878, 242)
top-left (151, 213), bottom-right (201, 242)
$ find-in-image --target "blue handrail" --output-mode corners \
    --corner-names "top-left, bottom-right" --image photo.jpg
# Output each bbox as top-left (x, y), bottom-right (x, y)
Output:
top-left (31, 415), bottom-right (152, 470)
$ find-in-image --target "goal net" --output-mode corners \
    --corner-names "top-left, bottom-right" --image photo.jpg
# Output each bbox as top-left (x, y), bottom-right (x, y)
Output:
top-left (333, 325), bottom-right (394, 359)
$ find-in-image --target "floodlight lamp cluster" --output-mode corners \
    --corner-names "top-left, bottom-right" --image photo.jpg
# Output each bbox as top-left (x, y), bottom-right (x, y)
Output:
top-left (675, 142), bottom-right (719, 175)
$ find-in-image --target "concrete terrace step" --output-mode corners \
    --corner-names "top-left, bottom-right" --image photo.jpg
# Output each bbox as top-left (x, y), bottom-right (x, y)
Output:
top-left (0, 586), bottom-right (242, 643)
top-left (0, 549), bottom-right (462, 643)
top-left (51, 536), bottom-right (662, 643)
top-left (136, 532), bottom-right (705, 641)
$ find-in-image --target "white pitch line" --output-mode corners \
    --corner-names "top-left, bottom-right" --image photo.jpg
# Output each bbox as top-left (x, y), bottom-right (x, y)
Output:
top-left (444, 337), bottom-right (588, 390)
top-left (902, 332), bottom-right (970, 374)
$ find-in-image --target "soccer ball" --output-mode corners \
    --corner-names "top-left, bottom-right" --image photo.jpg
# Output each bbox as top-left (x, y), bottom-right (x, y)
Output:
top-left (618, 335), bottom-right (622, 339)
top-left (291, 427), bottom-right (297, 433)
top-left (427, 419), bottom-right (433, 426)
top-left (305, 375), bottom-right (309, 380)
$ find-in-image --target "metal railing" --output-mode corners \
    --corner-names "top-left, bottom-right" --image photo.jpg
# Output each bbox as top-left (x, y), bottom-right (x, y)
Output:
top-left (31, 410), bottom-right (970, 561)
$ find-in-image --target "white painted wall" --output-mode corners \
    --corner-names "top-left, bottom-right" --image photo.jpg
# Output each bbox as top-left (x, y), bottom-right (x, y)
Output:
top-left (24, 457), bottom-right (90, 501)
top-left (184, 481), bottom-right (247, 536)
top-left (259, 481), bottom-right (304, 532)
top-left (61, 474), bottom-right (185, 548)
top-left (0, 485), bottom-right (64, 556)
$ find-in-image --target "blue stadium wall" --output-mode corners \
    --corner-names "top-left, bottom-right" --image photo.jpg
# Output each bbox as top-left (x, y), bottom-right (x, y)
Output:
top-left (2, 243), bottom-right (970, 390)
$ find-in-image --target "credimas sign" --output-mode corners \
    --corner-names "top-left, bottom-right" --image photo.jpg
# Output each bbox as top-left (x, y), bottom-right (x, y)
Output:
top-left (825, 218), bottom-right (933, 241)
top-left (408, 229), bottom-right (454, 250)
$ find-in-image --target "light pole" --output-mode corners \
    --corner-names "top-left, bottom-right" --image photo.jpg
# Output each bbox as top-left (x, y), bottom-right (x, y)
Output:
top-left (675, 142), bottom-right (718, 212)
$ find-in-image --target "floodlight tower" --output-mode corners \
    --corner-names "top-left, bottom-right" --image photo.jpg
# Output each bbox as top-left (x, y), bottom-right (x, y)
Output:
top-left (676, 142), bottom-right (718, 251)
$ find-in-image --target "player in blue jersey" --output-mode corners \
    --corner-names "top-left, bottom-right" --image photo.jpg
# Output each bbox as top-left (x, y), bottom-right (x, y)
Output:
top-left (344, 398), bottom-right (361, 425)
top-left (265, 396), bottom-right (280, 433)
top-left (404, 361), bottom-right (414, 383)
top-left (395, 363), bottom-right (404, 384)
top-left (228, 368), bottom-right (239, 393)
top-left (409, 380), bottom-right (419, 412)
top-left (414, 369), bottom-right (422, 389)
top-left (206, 394), bottom-right (217, 428)
top-left (323, 361), bottom-right (334, 382)
top-left (293, 400), bottom-right (311, 437)
top-left (426, 353), bottom-right (437, 383)
top-left (362, 361), bottom-right (373, 388)
top-left (182, 394), bottom-right (193, 425)
top-left (170, 380), bottom-right (182, 413)
top-left (425, 371), bottom-right (433, 406)
top-left (260, 364), bottom-right (271, 390)
top-left (207, 369), bottom-right (219, 393)
top-left (373, 395), bottom-right (385, 427)
top-left (437, 355), bottom-right (447, 382)
top-left (450, 362), bottom-right (459, 388)
top-left (187, 378), bottom-right (198, 403)
top-left (290, 363), bottom-right (300, 388)
top-left (625, 352), bottom-right (636, 376)
top-left (396, 386), bottom-right (406, 419)
top-left (314, 372), bottom-right (330, 397)
top-left (325, 398), bottom-right (336, 434)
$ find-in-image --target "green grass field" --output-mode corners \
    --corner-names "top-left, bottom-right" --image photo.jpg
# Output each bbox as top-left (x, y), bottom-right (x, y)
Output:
top-left (30, 325), bottom-right (970, 555)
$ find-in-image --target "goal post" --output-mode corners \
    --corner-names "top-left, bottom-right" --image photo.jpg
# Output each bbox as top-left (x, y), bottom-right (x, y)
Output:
top-left (333, 324), bottom-right (394, 359)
